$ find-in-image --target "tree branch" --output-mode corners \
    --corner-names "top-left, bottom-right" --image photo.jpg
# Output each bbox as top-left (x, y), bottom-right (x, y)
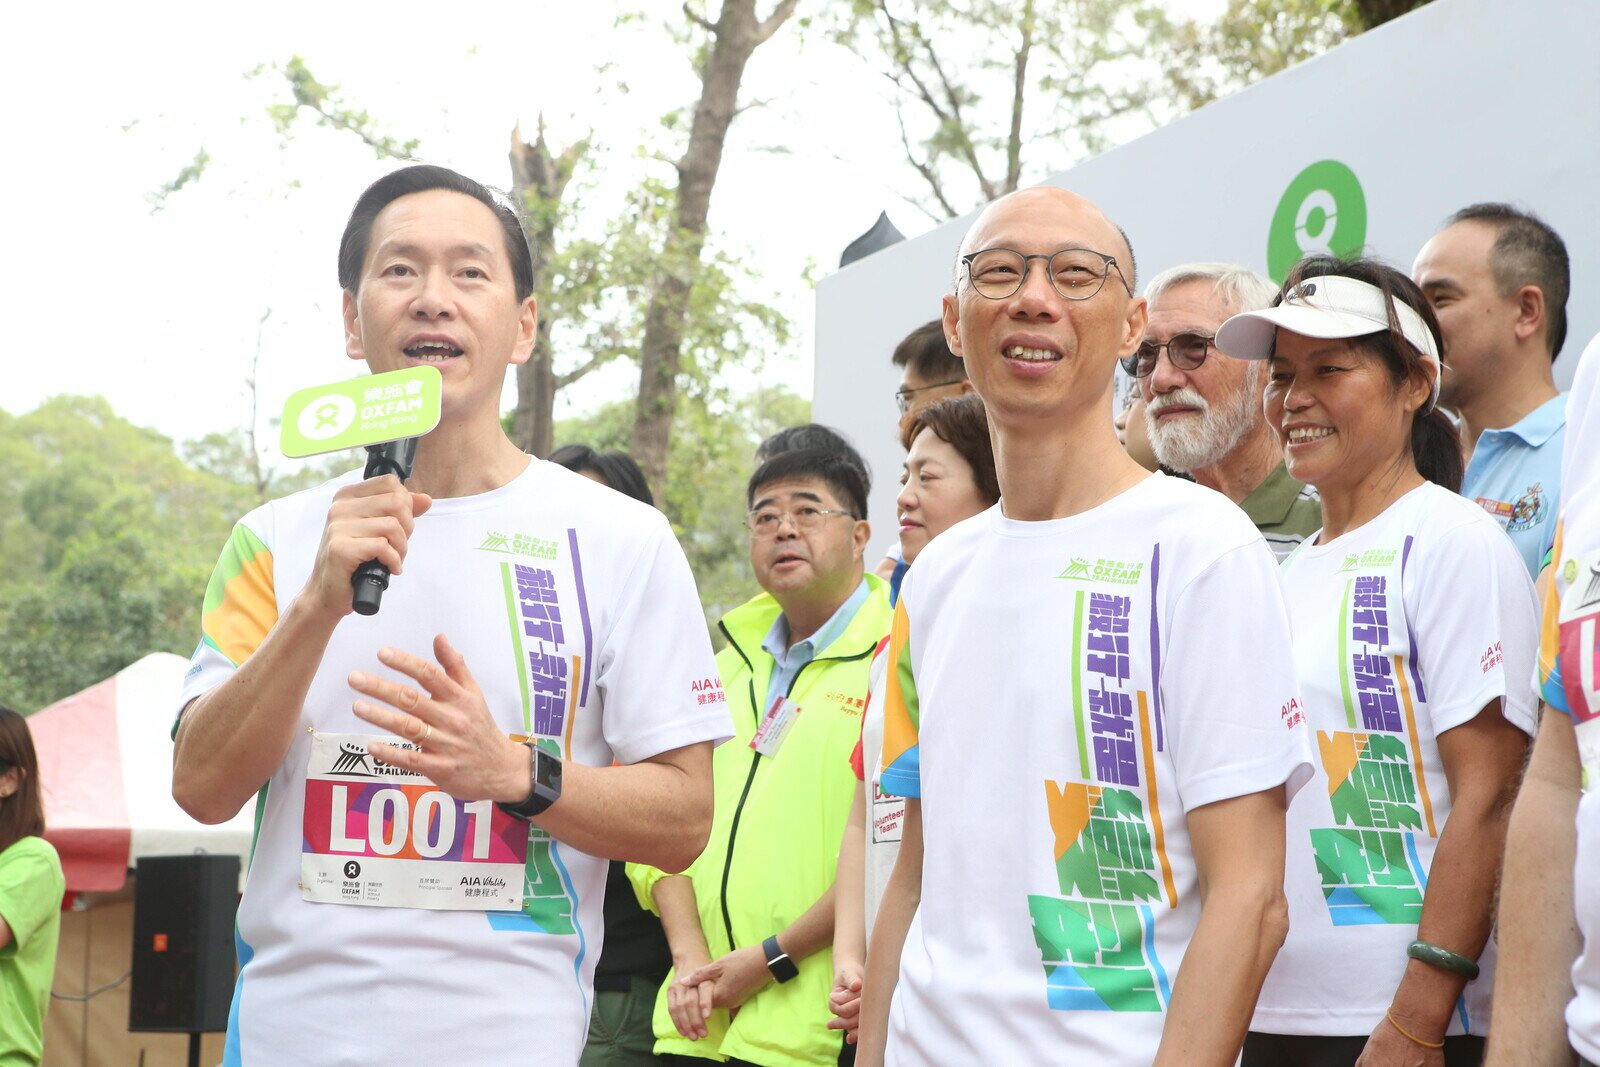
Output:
top-left (556, 351), bottom-right (617, 390)
top-left (1005, 0), bottom-right (1036, 195)
top-left (895, 106), bottom-right (960, 220)
top-left (876, 0), bottom-right (995, 203)
top-left (682, 1), bottom-right (716, 32)
top-left (756, 0), bottom-right (802, 44)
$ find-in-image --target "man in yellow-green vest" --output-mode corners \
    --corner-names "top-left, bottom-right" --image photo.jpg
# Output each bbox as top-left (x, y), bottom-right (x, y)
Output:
top-left (631, 444), bottom-right (893, 1067)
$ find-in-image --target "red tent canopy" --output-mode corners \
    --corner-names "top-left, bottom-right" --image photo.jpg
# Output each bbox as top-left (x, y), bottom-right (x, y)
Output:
top-left (32, 653), bottom-right (256, 891)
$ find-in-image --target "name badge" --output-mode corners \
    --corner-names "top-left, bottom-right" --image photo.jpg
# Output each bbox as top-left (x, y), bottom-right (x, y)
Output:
top-left (751, 696), bottom-right (802, 757)
top-left (871, 778), bottom-right (905, 844)
top-left (1558, 553), bottom-right (1600, 791)
top-left (300, 732), bottom-right (528, 910)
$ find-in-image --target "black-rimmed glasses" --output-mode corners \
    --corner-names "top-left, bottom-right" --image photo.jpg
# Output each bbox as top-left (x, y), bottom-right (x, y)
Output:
top-left (894, 379), bottom-right (964, 414)
top-left (961, 247), bottom-right (1131, 302)
top-left (1120, 332), bottom-right (1215, 378)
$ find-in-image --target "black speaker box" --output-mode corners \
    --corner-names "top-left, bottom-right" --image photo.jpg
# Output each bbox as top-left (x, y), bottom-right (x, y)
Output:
top-left (129, 854), bottom-right (241, 1033)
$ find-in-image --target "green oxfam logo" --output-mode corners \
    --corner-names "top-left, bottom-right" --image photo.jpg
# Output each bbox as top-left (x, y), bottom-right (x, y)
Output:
top-left (1267, 160), bottom-right (1368, 282)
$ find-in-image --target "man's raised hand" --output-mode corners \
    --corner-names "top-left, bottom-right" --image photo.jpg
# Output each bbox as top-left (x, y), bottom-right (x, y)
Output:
top-left (303, 476), bottom-right (432, 621)
top-left (349, 634), bottom-right (527, 804)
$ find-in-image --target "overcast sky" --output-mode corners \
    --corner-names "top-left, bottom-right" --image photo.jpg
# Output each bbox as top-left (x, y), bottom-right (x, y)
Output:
top-left (5, 0), bottom-right (1220, 463)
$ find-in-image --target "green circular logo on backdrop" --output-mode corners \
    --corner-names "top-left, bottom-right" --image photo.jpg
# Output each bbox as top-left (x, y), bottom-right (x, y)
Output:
top-left (1267, 160), bottom-right (1367, 282)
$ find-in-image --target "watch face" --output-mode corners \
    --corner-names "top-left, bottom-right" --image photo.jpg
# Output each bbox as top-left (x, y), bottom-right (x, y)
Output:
top-left (535, 749), bottom-right (562, 799)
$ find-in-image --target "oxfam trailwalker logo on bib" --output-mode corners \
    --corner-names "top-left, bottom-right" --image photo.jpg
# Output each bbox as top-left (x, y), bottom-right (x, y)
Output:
top-left (1267, 160), bottom-right (1368, 282)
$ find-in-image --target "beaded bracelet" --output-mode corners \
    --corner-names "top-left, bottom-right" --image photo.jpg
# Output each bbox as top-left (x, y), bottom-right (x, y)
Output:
top-left (1407, 939), bottom-right (1481, 980)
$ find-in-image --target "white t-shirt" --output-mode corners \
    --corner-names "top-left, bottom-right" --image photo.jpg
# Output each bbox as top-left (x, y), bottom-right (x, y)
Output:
top-left (855, 640), bottom-right (903, 942)
top-left (1254, 481), bottom-right (1539, 1037)
top-left (1542, 335), bottom-right (1600, 1060)
top-left (177, 459), bottom-right (730, 1067)
top-left (878, 473), bottom-right (1312, 1065)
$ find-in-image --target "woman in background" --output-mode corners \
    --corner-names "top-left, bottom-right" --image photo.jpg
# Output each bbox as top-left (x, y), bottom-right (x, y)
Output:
top-left (0, 704), bottom-right (65, 1067)
top-left (826, 395), bottom-right (999, 1046)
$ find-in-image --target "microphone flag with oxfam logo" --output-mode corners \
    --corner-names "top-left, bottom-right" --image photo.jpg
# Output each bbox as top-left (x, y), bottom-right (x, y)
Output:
top-left (1267, 160), bottom-right (1368, 283)
top-left (280, 366), bottom-right (443, 458)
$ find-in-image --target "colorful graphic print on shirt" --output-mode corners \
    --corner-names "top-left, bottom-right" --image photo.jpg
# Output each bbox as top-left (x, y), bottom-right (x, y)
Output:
top-left (1309, 543), bottom-right (1438, 926)
top-left (1027, 554), bottom-right (1178, 1014)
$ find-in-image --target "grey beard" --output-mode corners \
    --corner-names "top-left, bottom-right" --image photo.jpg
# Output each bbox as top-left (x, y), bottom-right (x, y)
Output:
top-left (1145, 386), bottom-right (1259, 473)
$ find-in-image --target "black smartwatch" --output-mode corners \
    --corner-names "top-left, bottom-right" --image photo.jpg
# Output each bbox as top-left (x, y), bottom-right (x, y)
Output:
top-left (496, 742), bottom-right (563, 821)
top-left (761, 935), bottom-right (799, 984)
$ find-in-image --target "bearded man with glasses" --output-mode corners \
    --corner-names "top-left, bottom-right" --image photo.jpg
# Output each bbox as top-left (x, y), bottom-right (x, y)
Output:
top-left (1132, 263), bottom-right (1322, 561)
top-left (631, 446), bottom-right (892, 1067)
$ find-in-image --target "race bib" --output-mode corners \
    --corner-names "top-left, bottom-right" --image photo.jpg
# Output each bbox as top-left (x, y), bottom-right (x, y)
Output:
top-left (1558, 553), bottom-right (1600, 791)
top-left (301, 732), bottom-right (528, 910)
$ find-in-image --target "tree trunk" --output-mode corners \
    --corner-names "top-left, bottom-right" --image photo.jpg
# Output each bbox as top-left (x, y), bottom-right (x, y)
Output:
top-left (508, 121), bottom-right (585, 457)
top-left (629, 0), bottom-right (799, 500)
top-left (514, 315), bottom-right (558, 457)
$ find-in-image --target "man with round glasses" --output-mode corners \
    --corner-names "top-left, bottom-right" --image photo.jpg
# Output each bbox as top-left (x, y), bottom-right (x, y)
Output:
top-left (633, 445), bottom-right (892, 1066)
top-left (1130, 263), bottom-right (1321, 561)
top-left (857, 187), bottom-right (1311, 1067)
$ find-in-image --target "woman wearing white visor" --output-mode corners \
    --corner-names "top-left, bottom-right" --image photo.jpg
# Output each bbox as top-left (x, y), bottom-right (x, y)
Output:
top-left (1217, 257), bottom-right (1539, 1067)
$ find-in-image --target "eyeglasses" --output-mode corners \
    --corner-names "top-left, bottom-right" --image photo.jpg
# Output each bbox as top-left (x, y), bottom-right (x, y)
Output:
top-left (745, 505), bottom-right (857, 538)
top-left (894, 379), bottom-right (964, 414)
top-left (1120, 332), bottom-right (1215, 378)
top-left (961, 247), bottom-right (1131, 302)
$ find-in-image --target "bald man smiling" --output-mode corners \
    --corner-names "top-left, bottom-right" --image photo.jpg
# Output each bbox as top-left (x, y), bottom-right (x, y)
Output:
top-left (855, 187), bottom-right (1313, 1067)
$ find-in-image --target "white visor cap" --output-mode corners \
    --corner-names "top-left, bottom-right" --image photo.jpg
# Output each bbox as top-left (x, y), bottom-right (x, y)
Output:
top-left (1215, 274), bottom-right (1442, 405)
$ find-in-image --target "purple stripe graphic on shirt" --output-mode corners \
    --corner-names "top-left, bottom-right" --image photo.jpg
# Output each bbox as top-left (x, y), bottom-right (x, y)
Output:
top-left (568, 528), bottom-right (594, 706)
top-left (1400, 534), bottom-right (1427, 703)
top-left (1149, 542), bottom-right (1164, 751)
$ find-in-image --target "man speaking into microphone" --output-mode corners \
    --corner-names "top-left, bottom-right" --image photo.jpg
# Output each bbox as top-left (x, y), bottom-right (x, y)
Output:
top-left (171, 165), bottom-right (730, 1066)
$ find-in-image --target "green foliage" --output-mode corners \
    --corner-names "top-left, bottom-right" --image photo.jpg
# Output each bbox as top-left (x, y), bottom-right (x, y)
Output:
top-left (552, 385), bottom-right (811, 638)
top-left (146, 147), bottom-right (212, 213)
top-left (0, 398), bottom-right (253, 712)
top-left (836, 0), bottom-right (1415, 219)
top-left (1146, 0), bottom-right (1354, 112)
top-left (269, 56), bottom-right (420, 158)
top-left (832, 0), bottom-right (1171, 214)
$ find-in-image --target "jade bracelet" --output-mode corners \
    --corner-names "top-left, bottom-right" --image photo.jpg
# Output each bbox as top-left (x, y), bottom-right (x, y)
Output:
top-left (1407, 939), bottom-right (1480, 980)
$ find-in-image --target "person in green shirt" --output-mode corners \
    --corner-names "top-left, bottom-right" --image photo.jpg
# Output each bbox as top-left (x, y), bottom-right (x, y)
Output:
top-left (1131, 262), bottom-right (1322, 559)
top-left (0, 705), bottom-right (65, 1067)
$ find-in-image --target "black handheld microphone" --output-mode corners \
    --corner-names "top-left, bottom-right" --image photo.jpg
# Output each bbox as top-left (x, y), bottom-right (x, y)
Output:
top-left (351, 437), bottom-right (420, 616)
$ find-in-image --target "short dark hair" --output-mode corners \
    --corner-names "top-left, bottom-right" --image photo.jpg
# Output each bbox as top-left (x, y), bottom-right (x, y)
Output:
top-left (754, 424), bottom-right (870, 483)
top-left (546, 444), bottom-right (654, 507)
top-left (891, 320), bottom-right (966, 384)
top-left (747, 448), bottom-right (871, 521)
top-left (0, 705), bottom-right (45, 856)
top-left (900, 394), bottom-right (1001, 506)
top-left (1116, 224), bottom-right (1138, 292)
top-left (1278, 256), bottom-right (1463, 493)
top-left (338, 164), bottom-right (535, 302)
top-left (1445, 202), bottom-right (1570, 359)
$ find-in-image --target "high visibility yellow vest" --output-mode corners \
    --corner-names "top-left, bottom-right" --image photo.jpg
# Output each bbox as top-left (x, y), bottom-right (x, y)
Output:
top-left (631, 575), bottom-right (892, 1066)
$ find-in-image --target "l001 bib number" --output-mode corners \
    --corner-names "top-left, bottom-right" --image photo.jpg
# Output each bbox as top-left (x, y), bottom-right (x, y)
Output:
top-left (301, 733), bottom-right (528, 910)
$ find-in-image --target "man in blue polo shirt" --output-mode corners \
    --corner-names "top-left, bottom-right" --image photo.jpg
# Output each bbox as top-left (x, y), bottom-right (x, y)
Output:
top-left (1414, 202), bottom-right (1570, 577)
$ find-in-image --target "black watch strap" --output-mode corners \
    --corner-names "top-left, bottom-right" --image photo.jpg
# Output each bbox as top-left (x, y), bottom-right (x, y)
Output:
top-left (762, 934), bottom-right (799, 984)
top-left (496, 741), bottom-right (561, 821)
